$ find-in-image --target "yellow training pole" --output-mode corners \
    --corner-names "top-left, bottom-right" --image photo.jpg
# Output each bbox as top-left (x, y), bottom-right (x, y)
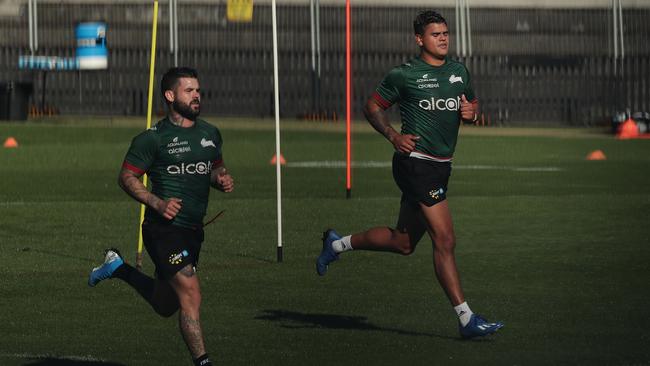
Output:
top-left (136, 0), bottom-right (159, 270)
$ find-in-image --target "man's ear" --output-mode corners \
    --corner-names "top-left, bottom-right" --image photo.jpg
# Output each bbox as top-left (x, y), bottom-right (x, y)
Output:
top-left (164, 90), bottom-right (175, 104)
top-left (415, 34), bottom-right (423, 47)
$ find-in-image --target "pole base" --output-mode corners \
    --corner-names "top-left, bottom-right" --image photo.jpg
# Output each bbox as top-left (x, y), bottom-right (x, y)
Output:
top-left (135, 252), bottom-right (143, 270)
top-left (346, 188), bottom-right (351, 199)
top-left (277, 246), bottom-right (283, 263)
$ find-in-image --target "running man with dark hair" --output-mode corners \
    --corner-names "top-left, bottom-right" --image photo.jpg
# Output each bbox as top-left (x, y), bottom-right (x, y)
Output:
top-left (316, 11), bottom-right (503, 339)
top-left (88, 67), bottom-right (233, 365)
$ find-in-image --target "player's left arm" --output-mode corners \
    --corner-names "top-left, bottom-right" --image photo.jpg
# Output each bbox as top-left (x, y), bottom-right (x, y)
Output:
top-left (209, 130), bottom-right (234, 193)
top-left (460, 94), bottom-right (478, 122)
top-left (460, 67), bottom-right (479, 123)
top-left (211, 162), bottom-right (234, 193)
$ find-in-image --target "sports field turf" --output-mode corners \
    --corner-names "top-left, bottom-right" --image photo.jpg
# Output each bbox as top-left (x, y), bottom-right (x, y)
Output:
top-left (1, 118), bottom-right (649, 365)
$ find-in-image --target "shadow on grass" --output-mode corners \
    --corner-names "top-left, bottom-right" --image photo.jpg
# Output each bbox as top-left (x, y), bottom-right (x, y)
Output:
top-left (235, 252), bottom-right (275, 264)
top-left (255, 309), bottom-right (456, 340)
top-left (22, 357), bottom-right (126, 366)
top-left (20, 247), bottom-right (96, 263)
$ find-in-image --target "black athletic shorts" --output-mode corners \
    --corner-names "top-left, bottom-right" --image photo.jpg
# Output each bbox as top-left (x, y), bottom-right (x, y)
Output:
top-left (141, 220), bottom-right (204, 280)
top-left (392, 153), bottom-right (451, 207)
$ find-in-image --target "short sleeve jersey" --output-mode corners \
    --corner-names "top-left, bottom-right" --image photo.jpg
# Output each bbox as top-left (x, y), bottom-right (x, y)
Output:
top-left (122, 117), bottom-right (223, 228)
top-left (373, 56), bottom-right (476, 161)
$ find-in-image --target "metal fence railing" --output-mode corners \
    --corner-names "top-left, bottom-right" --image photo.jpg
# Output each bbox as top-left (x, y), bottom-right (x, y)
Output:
top-left (0, 2), bottom-right (648, 125)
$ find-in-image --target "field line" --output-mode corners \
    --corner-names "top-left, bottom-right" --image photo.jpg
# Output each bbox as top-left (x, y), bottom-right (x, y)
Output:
top-left (286, 160), bottom-right (563, 171)
top-left (1, 353), bottom-right (104, 362)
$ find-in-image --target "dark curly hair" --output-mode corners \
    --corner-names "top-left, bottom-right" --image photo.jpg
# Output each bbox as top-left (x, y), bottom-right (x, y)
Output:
top-left (161, 67), bottom-right (199, 103)
top-left (413, 10), bottom-right (447, 35)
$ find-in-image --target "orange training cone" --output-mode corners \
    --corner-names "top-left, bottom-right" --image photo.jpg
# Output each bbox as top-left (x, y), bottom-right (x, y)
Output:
top-left (3, 137), bottom-right (18, 148)
top-left (270, 153), bottom-right (286, 165)
top-left (586, 150), bottom-right (606, 161)
top-left (617, 118), bottom-right (639, 139)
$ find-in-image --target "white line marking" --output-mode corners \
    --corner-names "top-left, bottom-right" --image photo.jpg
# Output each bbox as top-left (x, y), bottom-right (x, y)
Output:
top-left (286, 161), bottom-right (563, 171)
top-left (1, 353), bottom-right (104, 362)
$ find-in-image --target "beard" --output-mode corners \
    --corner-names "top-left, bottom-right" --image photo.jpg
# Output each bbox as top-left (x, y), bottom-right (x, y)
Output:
top-left (173, 99), bottom-right (200, 120)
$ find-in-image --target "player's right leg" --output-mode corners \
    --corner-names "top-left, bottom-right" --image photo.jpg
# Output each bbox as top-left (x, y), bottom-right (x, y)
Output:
top-left (316, 199), bottom-right (427, 276)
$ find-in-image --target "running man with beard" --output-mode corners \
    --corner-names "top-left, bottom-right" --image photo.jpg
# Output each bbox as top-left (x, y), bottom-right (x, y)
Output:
top-left (88, 67), bottom-right (233, 366)
top-left (316, 11), bottom-right (503, 339)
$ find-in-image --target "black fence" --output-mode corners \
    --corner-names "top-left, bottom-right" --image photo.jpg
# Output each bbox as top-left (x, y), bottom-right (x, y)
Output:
top-left (0, 3), bottom-right (648, 125)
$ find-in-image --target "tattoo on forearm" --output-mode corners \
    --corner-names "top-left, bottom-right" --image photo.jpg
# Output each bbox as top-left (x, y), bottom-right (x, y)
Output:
top-left (365, 106), bottom-right (396, 141)
top-left (119, 170), bottom-right (161, 209)
top-left (179, 311), bottom-right (205, 357)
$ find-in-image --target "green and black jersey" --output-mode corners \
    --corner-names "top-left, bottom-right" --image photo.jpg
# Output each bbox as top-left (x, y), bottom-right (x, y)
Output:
top-left (373, 56), bottom-right (476, 161)
top-left (122, 117), bottom-right (223, 228)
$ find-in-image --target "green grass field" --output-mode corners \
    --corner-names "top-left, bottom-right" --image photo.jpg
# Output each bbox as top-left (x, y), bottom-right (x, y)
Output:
top-left (1, 118), bottom-right (649, 366)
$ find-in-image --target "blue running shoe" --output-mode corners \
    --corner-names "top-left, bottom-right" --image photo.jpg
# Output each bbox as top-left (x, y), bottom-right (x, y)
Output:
top-left (88, 248), bottom-right (124, 287)
top-left (459, 314), bottom-right (504, 339)
top-left (316, 229), bottom-right (341, 276)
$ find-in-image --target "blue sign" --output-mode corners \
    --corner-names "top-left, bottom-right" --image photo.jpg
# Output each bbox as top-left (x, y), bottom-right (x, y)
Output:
top-left (75, 22), bottom-right (107, 69)
top-left (18, 55), bottom-right (80, 70)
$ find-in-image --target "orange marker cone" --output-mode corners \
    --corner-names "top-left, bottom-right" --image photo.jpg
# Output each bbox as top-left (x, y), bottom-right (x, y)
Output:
top-left (586, 149), bottom-right (606, 161)
top-left (617, 118), bottom-right (639, 139)
top-left (270, 153), bottom-right (286, 165)
top-left (3, 137), bottom-right (18, 148)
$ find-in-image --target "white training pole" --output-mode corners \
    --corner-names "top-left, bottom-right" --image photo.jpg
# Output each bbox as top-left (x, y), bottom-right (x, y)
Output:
top-left (271, 0), bottom-right (283, 262)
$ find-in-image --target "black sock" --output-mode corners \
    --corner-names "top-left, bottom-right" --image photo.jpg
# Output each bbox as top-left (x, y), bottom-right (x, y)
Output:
top-left (112, 263), bottom-right (155, 302)
top-left (193, 353), bottom-right (212, 366)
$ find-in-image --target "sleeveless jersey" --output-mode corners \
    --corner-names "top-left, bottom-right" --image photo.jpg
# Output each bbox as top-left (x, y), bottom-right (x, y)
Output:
top-left (122, 117), bottom-right (223, 228)
top-left (373, 56), bottom-right (476, 161)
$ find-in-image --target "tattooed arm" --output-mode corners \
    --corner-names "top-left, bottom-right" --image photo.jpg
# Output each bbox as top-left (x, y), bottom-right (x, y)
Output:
top-left (363, 98), bottom-right (419, 154)
top-left (118, 168), bottom-right (182, 220)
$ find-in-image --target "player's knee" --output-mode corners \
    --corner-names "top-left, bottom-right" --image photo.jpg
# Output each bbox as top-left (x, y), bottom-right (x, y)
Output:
top-left (393, 230), bottom-right (415, 255)
top-left (433, 232), bottom-right (456, 253)
top-left (178, 287), bottom-right (202, 310)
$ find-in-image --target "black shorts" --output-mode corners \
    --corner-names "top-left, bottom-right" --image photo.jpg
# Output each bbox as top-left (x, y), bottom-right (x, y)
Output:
top-left (141, 220), bottom-right (204, 280)
top-left (392, 153), bottom-right (451, 207)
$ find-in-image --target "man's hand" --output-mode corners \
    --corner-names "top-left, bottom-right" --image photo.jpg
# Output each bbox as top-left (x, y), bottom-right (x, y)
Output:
top-left (389, 132), bottom-right (420, 154)
top-left (213, 168), bottom-right (234, 192)
top-left (364, 98), bottom-right (419, 154)
top-left (155, 198), bottom-right (183, 220)
top-left (460, 94), bottom-right (476, 122)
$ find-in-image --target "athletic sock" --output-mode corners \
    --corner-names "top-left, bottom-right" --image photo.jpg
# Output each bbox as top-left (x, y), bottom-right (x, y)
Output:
top-left (112, 263), bottom-right (155, 302)
top-left (332, 235), bottom-right (353, 253)
top-left (193, 353), bottom-right (212, 366)
top-left (454, 301), bottom-right (474, 327)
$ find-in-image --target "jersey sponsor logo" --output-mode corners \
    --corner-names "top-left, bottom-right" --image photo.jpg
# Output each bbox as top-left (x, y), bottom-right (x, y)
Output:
top-left (418, 96), bottom-right (460, 111)
top-left (449, 74), bottom-right (463, 84)
top-left (168, 146), bottom-right (191, 154)
top-left (167, 161), bottom-right (213, 175)
top-left (200, 138), bottom-right (216, 148)
top-left (418, 83), bottom-right (439, 89)
top-left (166, 137), bottom-right (191, 154)
top-left (416, 76), bottom-right (438, 83)
top-left (167, 137), bottom-right (189, 148)
top-left (416, 74), bottom-right (439, 88)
